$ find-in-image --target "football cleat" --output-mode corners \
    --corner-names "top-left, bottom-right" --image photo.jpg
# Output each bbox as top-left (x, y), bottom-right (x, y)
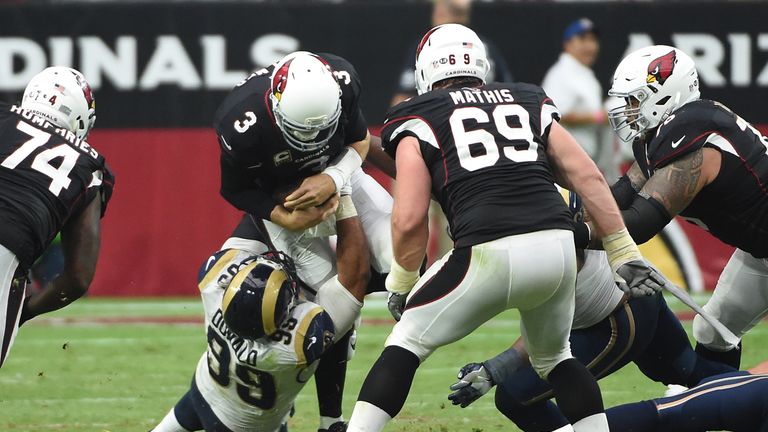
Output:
top-left (318, 421), bottom-right (347, 432)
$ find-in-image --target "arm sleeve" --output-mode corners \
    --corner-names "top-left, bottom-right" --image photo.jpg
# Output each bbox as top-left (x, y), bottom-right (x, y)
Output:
top-left (219, 154), bottom-right (278, 220)
top-left (621, 194), bottom-right (672, 244)
top-left (611, 174), bottom-right (639, 210)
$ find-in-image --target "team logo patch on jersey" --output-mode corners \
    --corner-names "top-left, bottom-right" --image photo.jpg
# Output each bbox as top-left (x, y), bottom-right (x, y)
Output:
top-left (273, 150), bottom-right (292, 166)
top-left (647, 50), bottom-right (677, 86)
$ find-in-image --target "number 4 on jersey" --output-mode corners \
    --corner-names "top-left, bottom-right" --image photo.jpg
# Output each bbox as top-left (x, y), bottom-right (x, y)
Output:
top-left (1, 121), bottom-right (80, 196)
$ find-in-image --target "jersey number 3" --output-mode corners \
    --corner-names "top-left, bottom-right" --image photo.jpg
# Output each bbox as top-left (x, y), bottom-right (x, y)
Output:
top-left (2, 121), bottom-right (80, 196)
top-left (449, 104), bottom-right (537, 171)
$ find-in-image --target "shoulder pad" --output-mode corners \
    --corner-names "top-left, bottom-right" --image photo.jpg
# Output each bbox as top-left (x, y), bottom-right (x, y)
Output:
top-left (296, 306), bottom-right (335, 365)
top-left (647, 100), bottom-right (722, 169)
top-left (197, 249), bottom-right (257, 290)
top-left (381, 94), bottom-right (444, 158)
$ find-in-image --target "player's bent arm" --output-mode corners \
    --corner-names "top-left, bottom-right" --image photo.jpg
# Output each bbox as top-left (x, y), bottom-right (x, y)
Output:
top-left (334, 215), bottom-right (370, 302)
top-left (623, 148), bottom-right (719, 244)
top-left (612, 162), bottom-right (648, 210)
top-left (366, 134), bottom-right (397, 179)
top-left (21, 196), bottom-right (102, 322)
top-left (220, 154), bottom-right (279, 220)
top-left (285, 132), bottom-right (371, 210)
top-left (391, 137), bottom-right (431, 273)
top-left (270, 196), bottom-right (339, 232)
top-left (547, 121), bottom-right (624, 238)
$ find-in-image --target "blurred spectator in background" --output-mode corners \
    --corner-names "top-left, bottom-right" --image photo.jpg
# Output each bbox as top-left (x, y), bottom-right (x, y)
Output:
top-left (390, 0), bottom-right (513, 106)
top-left (542, 18), bottom-right (618, 179)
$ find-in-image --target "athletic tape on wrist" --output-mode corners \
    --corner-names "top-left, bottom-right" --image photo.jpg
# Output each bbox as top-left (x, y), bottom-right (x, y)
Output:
top-left (386, 259), bottom-right (420, 294)
top-left (323, 148), bottom-right (363, 192)
top-left (602, 227), bottom-right (643, 271)
top-left (335, 195), bottom-right (358, 220)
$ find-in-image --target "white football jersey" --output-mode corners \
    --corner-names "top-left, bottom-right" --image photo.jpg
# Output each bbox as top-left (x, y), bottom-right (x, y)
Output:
top-left (572, 250), bottom-right (626, 329)
top-left (194, 249), bottom-right (336, 431)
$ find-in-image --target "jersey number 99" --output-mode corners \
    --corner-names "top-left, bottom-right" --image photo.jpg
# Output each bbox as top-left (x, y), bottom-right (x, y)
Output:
top-left (207, 327), bottom-right (277, 409)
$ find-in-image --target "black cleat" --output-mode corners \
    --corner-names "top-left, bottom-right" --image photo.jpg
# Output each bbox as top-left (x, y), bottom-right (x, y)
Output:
top-left (318, 421), bottom-right (347, 432)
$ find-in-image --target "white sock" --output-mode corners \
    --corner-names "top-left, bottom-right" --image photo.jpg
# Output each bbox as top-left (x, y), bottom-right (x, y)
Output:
top-left (573, 413), bottom-right (609, 432)
top-left (347, 401), bottom-right (392, 432)
top-left (152, 409), bottom-right (191, 432)
top-left (551, 425), bottom-right (574, 432)
top-left (320, 415), bottom-right (344, 430)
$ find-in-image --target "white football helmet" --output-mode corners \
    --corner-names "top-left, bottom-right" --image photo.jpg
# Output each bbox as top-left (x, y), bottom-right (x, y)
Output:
top-left (269, 52), bottom-right (342, 153)
top-left (414, 23), bottom-right (490, 95)
top-left (21, 66), bottom-right (96, 140)
top-left (608, 45), bottom-right (699, 143)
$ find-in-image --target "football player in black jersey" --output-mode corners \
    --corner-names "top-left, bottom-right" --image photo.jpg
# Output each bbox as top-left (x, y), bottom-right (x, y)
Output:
top-left (0, 67), bottom-right (114, 367)
top-left (605, 45), bottom-right (768, 369)
top-left (347, 24), bottom-right (666, 432)
top-left (214, 51), bottom-right (393, 431)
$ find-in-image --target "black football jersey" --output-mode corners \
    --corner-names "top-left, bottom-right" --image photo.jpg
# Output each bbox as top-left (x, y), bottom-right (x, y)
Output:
top-left (0, 102), bottom-right (114, 270)
top-left (382, 83), bottom-right (573, 248)
top-left (635, 99), bottom-right (768, 257)
top-left (214, 53), bottom-right (368, 220)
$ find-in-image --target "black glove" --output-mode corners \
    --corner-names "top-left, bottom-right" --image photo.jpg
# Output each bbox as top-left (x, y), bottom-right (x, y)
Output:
top-left (387, 292), bottom-right (408, 321)
top-left (616, 259), bottom-right (667, 297)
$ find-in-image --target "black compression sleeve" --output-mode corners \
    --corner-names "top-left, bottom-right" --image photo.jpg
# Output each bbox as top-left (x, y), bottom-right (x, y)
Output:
top-left (611, 175), bottom-right (639, 210)
top-left (621, 195), bottom-right (672, 244)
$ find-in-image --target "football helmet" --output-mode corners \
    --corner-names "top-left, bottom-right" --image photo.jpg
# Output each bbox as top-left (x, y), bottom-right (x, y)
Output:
top-left (221, 251), bottom-right (299, 340)
top-left (21, 66), bottom-right (96, 140)
top-left (269, 52), bottom-right (342, 153)
top-left (608, 45), bottom-right (699, 143)
top-left (414, 23), bottom-right (490, 95)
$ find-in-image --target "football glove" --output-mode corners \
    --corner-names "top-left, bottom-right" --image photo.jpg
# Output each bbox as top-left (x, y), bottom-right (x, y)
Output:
top-left (448, 362), bottom-right (495, 408)
top-left (387, 292), bottom-right (408, 321)
top-left (616, 259), bottom-right (666, 297)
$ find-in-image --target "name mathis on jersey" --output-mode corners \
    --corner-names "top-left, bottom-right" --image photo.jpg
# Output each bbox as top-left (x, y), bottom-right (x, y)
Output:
top-left (449, 88), bottom-right (515, 106)
top-left (211, 308), bottom-right (259, 367)
top-left (10, 105), bottom-right (99, 159)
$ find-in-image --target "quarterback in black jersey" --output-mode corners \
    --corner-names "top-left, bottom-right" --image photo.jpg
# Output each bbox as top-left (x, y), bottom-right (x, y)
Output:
top-left (214, 51), bottom-right (394, 431)
top-left (606, 45), bottom-right (768, 368)
top-left (347, 24), bottom-right (666, 432)
top-left (0, 67), bottom-right (113, 367)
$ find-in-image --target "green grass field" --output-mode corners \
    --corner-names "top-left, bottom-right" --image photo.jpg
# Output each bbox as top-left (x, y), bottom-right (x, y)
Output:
top-left (1, 294), bottom-right (767, 432)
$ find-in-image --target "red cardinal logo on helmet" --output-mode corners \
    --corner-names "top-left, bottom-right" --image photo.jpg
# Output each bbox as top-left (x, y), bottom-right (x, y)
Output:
top-left (271, 59), bottom-right (294, 102)
top-left (416, 25), bottom-right (444, 60)
top-left (646, 50), bottom-right (677, 85)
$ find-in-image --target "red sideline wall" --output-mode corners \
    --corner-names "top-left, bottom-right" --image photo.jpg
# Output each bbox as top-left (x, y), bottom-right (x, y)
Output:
top-left (89, 127), bottom-right (763, 296)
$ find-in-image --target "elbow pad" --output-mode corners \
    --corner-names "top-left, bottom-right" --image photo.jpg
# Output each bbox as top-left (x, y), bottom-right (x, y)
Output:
top-left (621, 195), bottom-right (672, 244)
top-left (611, 175), bottom-right (639, 210)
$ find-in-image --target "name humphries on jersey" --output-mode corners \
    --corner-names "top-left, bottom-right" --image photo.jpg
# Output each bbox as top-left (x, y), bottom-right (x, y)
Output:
top-left (9, 105), bottom-right (99, 159)
top-left (449, 88), bottom-right (515, 106)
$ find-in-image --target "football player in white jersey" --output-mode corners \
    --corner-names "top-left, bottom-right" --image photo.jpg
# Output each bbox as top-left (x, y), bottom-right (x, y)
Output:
top-left (153, 190), bottom-right (368, 432)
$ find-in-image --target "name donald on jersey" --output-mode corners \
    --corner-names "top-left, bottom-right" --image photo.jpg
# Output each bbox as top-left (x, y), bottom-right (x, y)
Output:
top-left (449, 88), bottom-right (515, 106)
top-left (9, 104), bottom-right (99, 159)
top-left (210, 308), bottom-right (259, 367)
